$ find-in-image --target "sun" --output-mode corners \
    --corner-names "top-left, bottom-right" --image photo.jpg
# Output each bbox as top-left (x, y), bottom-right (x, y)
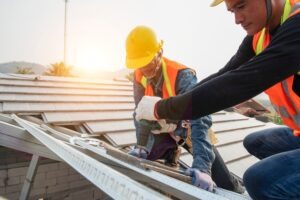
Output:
top-left (70, 44), bottom-right (123, 74)
top-left (75, 47), bottom-right (103, 71)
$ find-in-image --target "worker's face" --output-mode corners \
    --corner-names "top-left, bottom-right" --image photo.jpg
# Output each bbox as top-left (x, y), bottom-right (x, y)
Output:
top-left (226, 0), bottom-right (267, 35)
top-left (140, 53), bottom-right (162, 79)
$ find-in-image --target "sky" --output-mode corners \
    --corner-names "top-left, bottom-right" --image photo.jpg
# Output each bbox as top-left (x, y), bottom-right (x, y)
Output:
top-left (0, 0), bottom-right (246, 80)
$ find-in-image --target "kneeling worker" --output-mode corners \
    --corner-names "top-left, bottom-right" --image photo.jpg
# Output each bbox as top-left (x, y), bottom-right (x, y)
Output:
top-left (125, 25), bottom-right (244, 193)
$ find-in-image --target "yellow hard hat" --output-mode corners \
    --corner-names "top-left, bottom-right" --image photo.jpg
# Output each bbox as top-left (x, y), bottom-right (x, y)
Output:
top-left (210, 0), bottom-right (224, 7)
top-left (125, 26), bottom-right (163, 69)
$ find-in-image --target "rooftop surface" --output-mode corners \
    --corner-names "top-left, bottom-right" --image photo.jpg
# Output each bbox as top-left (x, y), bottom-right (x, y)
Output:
top-left (0, 73), bottom-right (278, 199)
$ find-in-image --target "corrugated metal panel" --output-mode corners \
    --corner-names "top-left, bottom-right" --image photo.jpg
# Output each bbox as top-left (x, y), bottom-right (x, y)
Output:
top-left (212, 112), bottom-right (248, 123)
top-left (103, 131), bottom-right (136, 147)
top-left (2, 102), bottom-right (134, 112)
top-left (44, 111), bottom-right (246, 126)
top-left (227, 156), bottom-right (259, 178)
top-left (0, 73), bottom-right (279, 199)
top-left (0, 86), bottom-right (133, 96)
top-left (217, 142), bottom-right (250, 163)
top-left (212, 118), bottom-right (265, 133)
top-left (0, 73), bottom-right (132, 86)
top-left (84, 120), bottom-right (135, 134)
top-left (0, 79), bottom-right (132, 90)
top-left (43, 111), bottom-right (133, 124)
top-left (0, 94), bottom-right (134, 103)
top-left (215, 122), bottom-right (279, 147)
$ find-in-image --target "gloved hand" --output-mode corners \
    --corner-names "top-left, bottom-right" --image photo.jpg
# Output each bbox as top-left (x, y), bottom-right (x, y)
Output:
top-left (128, 146), bottom-right (148, 159)
top-left (151, 120), bottom-right (177, 134)
top-left (185, 168), bottom-right (215, 192)
top-left (135, 96), bottom-right (161, 121)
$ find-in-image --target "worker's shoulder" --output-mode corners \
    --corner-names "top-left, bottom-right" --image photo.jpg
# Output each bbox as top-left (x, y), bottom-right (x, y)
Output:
top-left (163, 57), bottom-right (197, 78)
top-left (176, 68), bottom-right (197, 80)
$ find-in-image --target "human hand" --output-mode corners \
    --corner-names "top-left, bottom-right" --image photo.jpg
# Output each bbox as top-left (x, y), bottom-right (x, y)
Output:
top-left (185, 168), bottom-right (215, 192)
top-left (128, 146), bottom-right (148, 159)
top-left (151, 120), bottom-right (177, 134)
top-left (135, 96), bottom-right (161, 121)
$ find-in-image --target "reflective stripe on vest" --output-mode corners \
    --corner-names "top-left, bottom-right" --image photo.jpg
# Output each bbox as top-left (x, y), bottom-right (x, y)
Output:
top-left (252, 0), bottom-right (300, 136)
top-left (135, 58), bottom-right (189, 141)
top-left (135, 57), bottom-right (187, 98)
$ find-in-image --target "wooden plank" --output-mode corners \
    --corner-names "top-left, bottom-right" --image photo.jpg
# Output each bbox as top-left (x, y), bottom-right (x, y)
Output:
top-left (212, 118), bottom-right (265, 133)
top-left (0, 86), bottom-right (133, 96)
top-left (20, 155), bottom-right (39, 200)
top-left (217, 142), bottom-right (250, 164)
top-left (0, 94), bottom-right (134, 103)
top-left (0, 113), bottom-right (17, 124)
top-left (0, 73), bottom-right (132, 86)
top-left (0, 121), bottom-right (42, 145)
top-left (3, 102), bottom-right (135, 112)
top-left (212, 112), bottom-right (248, 123)
top-left (0, 79), bottom-right (132, 90)
top-left (215, 123), bottom-right (278, 147)
top-left (104, 131), bottom-right (136, 147)
top-left (227, 156), bottom-right (259, 178)
top-left (84, 120), bottom-right (135, 134)
top-left (0, 133), bottom-right (60, 161)
top-left (43, 110), bottom-right (133, 123)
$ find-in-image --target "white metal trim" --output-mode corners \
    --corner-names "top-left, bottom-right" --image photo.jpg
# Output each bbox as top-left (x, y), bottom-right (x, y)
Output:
top-left (12, 114), bottom-right (168, 200)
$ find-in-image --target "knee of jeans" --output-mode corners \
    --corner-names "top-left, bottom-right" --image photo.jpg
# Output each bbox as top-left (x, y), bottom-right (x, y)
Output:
top-left (244, 164), bottom-right (270, 200)
top-left (243, 134), bottom-right (257, 153)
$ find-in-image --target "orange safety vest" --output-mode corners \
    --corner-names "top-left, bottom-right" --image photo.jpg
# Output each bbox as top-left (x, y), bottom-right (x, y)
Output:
top-left (135, 57), bottom-right (188, 98)
top-left (253, 0), bottom-right (300, 136)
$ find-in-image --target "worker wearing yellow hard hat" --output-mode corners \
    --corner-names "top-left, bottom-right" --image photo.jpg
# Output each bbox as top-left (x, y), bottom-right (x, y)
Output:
top-left (134, 0), bottom-right (300, 199)
top-left (125, 26), bottom-right (163, 70)
top-left (125, 25), bottom-right (244, 193)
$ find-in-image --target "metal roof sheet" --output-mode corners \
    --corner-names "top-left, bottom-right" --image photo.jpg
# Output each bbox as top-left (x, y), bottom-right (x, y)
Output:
top-left (0, 73), bottom-right (277, 199)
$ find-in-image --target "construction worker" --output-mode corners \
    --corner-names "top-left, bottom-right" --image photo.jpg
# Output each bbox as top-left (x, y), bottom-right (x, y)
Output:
top-left (135, 0), bottom-right (300, 199)
top-left (126, 25), bottom-right (244, 193)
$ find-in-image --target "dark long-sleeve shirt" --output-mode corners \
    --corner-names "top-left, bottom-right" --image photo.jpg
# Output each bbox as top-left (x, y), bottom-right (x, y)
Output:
top-left (156, 13), bottom-right (300, 120)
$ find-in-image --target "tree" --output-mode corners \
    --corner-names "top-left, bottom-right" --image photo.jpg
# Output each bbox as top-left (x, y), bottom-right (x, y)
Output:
top-left (44, 62), bottom-right (73, 77)
top-left (16, 67), bottom-right (34, 74)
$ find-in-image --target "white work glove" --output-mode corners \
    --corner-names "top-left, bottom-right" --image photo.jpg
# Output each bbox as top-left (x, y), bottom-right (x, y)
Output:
top-left (135, 96), bottom-right (161, 121)
top-left (185, 168), bottom-right (215, 192)
top-left (151, 120), bottom-right (177, 134)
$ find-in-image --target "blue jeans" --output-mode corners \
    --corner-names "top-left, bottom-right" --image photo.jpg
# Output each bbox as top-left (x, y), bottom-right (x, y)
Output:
top-left (243, 127), bottom-right (300, 200)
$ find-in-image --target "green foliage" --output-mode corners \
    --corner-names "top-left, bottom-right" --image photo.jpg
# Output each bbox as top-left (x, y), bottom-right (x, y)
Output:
top-left (44, 62), bottom-right (73, 77)
top-left (16, 67), bottom-right (34, 74)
